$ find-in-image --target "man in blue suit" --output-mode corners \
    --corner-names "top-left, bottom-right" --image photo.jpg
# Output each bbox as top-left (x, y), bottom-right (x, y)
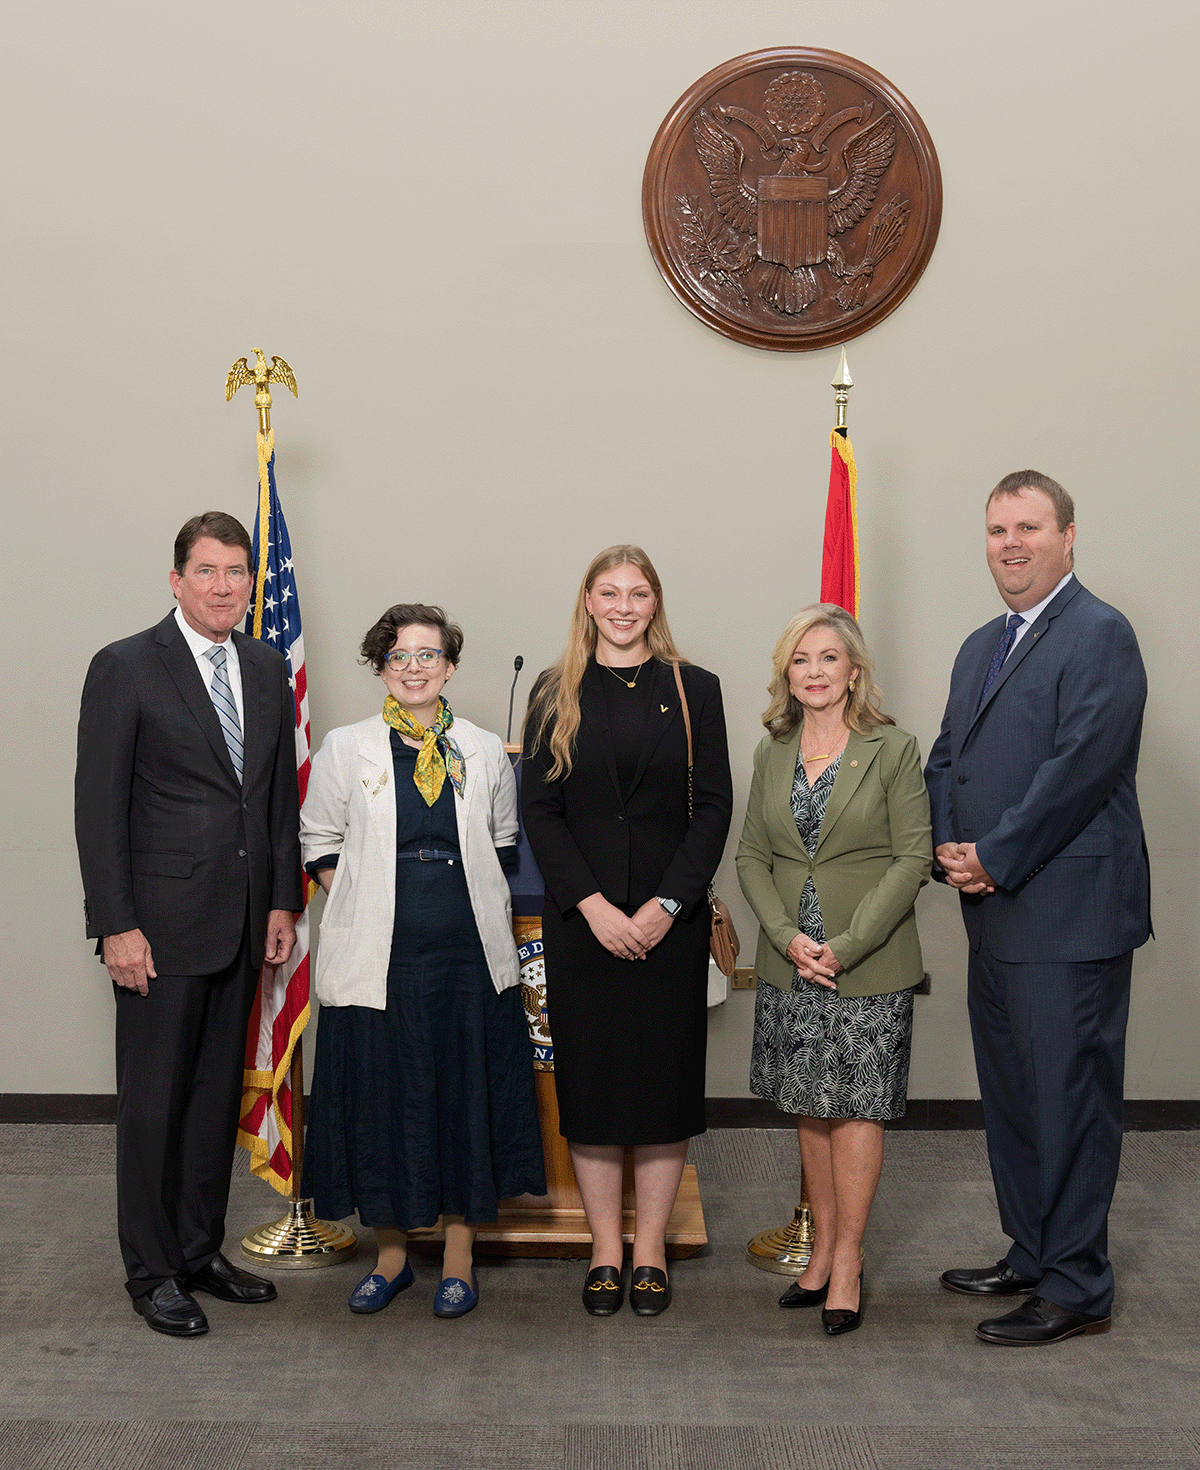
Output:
top-left (926, 471), bottom-right (1150, 1346)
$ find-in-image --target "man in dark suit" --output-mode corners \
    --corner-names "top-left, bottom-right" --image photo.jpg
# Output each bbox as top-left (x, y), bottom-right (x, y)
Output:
top-left (925, 471), bottom-right (1150, 1346)
top-left (75, 511), bottom-right (302, 1336)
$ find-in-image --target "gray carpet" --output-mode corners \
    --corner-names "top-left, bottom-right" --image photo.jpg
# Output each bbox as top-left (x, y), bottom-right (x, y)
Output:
top-left (1, 1126), bottom-right (1196, 1469)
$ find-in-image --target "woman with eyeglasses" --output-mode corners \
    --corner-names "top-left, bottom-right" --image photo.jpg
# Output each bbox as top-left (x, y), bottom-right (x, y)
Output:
top-left (300, 603), bottom-right (545, 1319)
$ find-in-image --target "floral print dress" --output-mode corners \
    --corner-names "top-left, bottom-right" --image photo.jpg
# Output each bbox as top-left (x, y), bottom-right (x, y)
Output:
top-left (748, 752), bottom-right (914, 1121)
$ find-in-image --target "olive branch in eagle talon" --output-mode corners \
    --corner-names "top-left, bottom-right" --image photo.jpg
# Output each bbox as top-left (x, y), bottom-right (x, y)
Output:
top-left (676, 194), bottom-right (754, 306)
top-left (688, 84), bottom-right (910, 315)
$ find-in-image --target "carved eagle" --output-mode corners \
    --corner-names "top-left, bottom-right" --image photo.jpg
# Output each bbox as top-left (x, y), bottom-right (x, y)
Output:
top-left (692, 108), bottom-right (897, 243)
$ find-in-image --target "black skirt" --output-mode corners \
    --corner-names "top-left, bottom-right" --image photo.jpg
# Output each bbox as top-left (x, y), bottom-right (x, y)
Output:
top-left (303, 739), bottom-right (545, 1228)
top-left (543, 898), bottom-right (709, 1146)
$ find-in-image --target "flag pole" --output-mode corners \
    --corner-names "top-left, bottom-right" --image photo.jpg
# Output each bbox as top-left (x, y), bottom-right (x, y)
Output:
top-left (745, 350), bottom-right (856, 1277)
top-left (227, 349), bottom-right (356, 1268)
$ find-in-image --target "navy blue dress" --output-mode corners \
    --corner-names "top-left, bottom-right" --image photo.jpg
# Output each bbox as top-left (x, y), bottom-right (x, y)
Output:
top-left (303, 732), bottom-right (546, 1228)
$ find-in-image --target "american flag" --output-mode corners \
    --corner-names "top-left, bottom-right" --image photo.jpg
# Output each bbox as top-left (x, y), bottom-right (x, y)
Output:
top-left (237, 448), bottom-right (314, 1195)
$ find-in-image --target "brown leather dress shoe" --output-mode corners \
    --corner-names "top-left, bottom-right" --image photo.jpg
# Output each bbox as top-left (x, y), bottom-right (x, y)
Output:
top-left (187, 1252), bottom-right (277, 1304)
top-left (131, 1279), bottom-right (209, 1337)
top-left (940, 1259), bottom-right (1039, 1295)
top-left (976, 1295), bottom-right (1112, 1345)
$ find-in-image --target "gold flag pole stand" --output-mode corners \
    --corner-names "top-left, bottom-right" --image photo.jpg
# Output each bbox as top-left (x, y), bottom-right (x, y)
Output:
top-left (745, 346), bottom-right (853, 1278)
top-left (226, 349), bottom-right (357, 1269)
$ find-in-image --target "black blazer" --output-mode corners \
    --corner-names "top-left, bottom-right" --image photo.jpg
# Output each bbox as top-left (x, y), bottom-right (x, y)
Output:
top-left (521, 659), bottom-right (732, 919)
top-left (74, 612), bottom-right (303, 974)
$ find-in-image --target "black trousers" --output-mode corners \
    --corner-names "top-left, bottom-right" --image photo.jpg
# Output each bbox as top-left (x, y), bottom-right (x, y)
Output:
top-left (967, 947), bottom-right (1132, 1317)
top-left (113, 916), bottom-right (258, 1298)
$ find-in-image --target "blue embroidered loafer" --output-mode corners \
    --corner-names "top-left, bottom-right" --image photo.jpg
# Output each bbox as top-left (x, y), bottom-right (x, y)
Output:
top-left (348, 1261), bottom-right (414, 1314)
top-left (433, 1271), bottom-right (478, 1318)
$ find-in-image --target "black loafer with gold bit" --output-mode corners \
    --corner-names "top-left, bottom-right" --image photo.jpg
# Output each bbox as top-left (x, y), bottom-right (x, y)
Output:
top-left (582, 1265), bottom-right (624, 1316)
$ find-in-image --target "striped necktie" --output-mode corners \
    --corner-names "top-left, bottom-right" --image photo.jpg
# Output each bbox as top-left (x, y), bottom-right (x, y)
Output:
top-left (977, 613), bottom-right (1025, 712)
top-left (206, 644), bottom-right (244, 781)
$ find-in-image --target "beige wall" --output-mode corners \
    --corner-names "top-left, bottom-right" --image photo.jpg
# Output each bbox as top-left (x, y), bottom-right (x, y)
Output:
top-left (3, 1), bottom-right (1195, 1097)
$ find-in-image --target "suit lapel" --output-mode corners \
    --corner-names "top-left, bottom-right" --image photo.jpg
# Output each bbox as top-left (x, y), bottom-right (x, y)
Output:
top-left (970, 578), bottom-right (1081, 728)
top-left (814, 728), bottom-right (882, 854)
top-left (580, 661), bottom-right (623, 805)
top-left (626, 660), bottom-right (680, 800)
top-left (768, 726), bottom-right (809, 859)
top-left (156, 616), bottom-right (239, 782)
top-left (358, 717), bottom-right (397, 868)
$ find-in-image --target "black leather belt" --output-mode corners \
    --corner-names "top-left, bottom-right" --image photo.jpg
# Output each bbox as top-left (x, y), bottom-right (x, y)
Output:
top-left (396, 849), bottom-right (460, 864)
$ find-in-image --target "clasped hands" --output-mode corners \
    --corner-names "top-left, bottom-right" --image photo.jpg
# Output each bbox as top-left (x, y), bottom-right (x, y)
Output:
top-left (934, 842), bottom-right (996, 895)
top-left (786, 933), bottom-right (841, 990)
top-left (578, 892), bottom-right (674, 961)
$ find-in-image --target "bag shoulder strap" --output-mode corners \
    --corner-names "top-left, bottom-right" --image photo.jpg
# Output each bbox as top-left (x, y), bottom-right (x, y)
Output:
top-left (672, 661), bottom-right (695, 820)
top-left (672, 660), bottom-right (693, 767)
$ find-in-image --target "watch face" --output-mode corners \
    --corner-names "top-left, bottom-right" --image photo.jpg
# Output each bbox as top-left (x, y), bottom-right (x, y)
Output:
top-left (659, 898), bottom-right (682, 917)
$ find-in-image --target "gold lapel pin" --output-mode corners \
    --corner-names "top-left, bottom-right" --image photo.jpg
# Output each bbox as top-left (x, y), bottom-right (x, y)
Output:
top-left (850, 760), bottom-right (858, 767)
top-left (660, 704), bottom-right (669, 713)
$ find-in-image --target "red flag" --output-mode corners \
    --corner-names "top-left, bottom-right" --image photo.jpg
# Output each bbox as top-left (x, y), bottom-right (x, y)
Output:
top-left (236, 438), bottom-right (314, 1195)
top-left (821, 429), bottom-right (859, 617)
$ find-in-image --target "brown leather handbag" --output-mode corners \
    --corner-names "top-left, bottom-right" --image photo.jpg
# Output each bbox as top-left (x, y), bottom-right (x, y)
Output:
top-left (672, 662), bottom-right (740, 978)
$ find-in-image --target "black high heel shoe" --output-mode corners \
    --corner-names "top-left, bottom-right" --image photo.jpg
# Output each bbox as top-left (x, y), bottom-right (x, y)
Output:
top-left (778, 1277), bottom-right (830, 1308)
top-left (821, 1273), bottom-right (864, 1336)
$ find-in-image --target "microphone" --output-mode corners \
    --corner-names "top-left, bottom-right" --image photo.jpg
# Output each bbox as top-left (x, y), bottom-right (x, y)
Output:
top-left (506, 655), bottom-right (524, 745)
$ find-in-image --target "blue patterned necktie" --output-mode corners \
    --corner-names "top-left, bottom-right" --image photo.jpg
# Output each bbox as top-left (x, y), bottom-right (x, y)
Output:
top-left (206, 644), bottom-right (244, 780)
top-left (977, 613), bottom-right (1025, 711)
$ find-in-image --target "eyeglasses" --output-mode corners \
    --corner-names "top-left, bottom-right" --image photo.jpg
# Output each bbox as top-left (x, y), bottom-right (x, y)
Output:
top-left (385, 649), bottom-right (444, 670)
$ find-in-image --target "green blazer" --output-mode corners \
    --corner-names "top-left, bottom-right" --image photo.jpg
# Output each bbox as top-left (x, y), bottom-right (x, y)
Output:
top-left (735, 721), bottom-right (932, 998)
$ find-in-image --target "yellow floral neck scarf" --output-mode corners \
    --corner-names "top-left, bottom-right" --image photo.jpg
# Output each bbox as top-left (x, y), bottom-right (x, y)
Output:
top-left (382, 695), bottom-right (466, 807)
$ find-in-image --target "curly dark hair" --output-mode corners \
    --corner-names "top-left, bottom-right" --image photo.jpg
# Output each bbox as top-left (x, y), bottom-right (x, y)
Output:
top-left (359, 604), bottom-right (464, 672)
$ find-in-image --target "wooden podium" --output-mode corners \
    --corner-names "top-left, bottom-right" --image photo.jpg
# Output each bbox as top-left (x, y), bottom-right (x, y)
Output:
top-left (408, 828), bottom-right (709, 1258)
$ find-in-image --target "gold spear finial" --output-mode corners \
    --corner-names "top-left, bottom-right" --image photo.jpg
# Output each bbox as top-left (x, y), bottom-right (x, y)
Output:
top-left (225, 348), bottom-right (298, 437)
top-left (831, 346), bottom-right (853, 433)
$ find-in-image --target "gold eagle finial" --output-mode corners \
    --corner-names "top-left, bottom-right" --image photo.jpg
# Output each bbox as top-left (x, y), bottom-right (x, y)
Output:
top-left (225, 348), bottom-right (298, 436)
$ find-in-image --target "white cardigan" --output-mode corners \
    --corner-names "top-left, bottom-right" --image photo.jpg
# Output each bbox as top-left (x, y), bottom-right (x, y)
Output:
top-left (300, 712), bottom-right (520, 1007)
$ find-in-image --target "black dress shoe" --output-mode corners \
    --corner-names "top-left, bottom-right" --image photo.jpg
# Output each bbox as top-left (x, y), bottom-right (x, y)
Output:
top-left (778, 1277), bottom-right (830, 1308)
top-left (821, 1272), bottom-right (863, 1336)
top-left (629, 1266), bottom-right (671, 1317)
top-left (976, 1294), bottom-right (1112, 1345)
top-left (131, 1279), bottom-right (209, 1337)
top-left (187, 1252), bottom-right (277, 1304)
top-left (940, 1259), bottom-right (1039, 1296)
top-left (582, 1265), bottom-right (624, 1316)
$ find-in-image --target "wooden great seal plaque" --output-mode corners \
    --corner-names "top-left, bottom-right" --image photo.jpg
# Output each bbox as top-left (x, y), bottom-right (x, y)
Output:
top-left (643, 49), bottom-right (942, 351)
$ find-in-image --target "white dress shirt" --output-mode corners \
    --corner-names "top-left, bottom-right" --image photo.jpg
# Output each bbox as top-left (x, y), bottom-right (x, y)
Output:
top-left (1006, 572), bottom-right (1075, 653)
top-left (173, 604), bottom-right (245, 727)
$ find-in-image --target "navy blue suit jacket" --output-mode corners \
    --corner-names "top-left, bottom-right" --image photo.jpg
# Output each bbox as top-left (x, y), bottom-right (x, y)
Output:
top-left (925, 578), bottom-right (1150, 963)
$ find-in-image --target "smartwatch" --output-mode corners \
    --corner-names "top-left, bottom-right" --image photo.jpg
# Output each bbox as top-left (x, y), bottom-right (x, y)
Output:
top-left (656, 897), bottom-right (682, 917)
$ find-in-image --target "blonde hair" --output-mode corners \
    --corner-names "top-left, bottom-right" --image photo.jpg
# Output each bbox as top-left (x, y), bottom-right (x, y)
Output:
top-left (525, 545), bottom-right (685, 780)
top-left (762, 603), bottom-right (893, 739)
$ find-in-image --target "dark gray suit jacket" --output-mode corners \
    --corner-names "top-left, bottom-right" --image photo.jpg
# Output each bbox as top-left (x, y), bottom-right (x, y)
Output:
top-left (925, 578), bottom-right (1150, 963)
top-left (75, 612), bottom-right (302, 974)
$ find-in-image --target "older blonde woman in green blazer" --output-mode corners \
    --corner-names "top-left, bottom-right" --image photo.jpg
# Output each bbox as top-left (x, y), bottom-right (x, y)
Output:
top-left (736, 604), bottom-right (931, 1337)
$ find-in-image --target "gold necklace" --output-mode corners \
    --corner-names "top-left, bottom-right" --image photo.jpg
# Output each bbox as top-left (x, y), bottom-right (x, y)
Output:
top-left (801, 731), bottom-right (848, 761)
top-left (602, 656), bottom-right (649, 689)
